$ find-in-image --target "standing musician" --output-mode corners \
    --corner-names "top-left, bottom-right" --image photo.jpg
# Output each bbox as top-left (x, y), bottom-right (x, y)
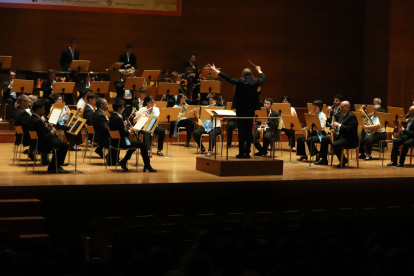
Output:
top-left (207, 63), bottom-right (264, 159)
top-left (280, 95), bottom-right (298, 152)
top-left (388, 105), bottom-right (414, 167)
top-left (193, 95), bottom-right (222, 157)
top-left (92, 98), bottom-right (115, 161)
top-left (296, 100), bottom-right (327, 162)
top-left (40, 69), bottom-right (57, 116)
top-left (114, 71), bottom-right (133, 105)
top-left (253, 98), bottom-right (280, 157)
top-left (83, 93), bottom-right (98, 126)
top-left (182, 54), bottom-right (200, 104)
top-left (131, 87), bottom-right (148, 111)
top-left (316, 101), bottom-right (359, 168)
top-left (76, 88), bottom-right (93, 117)
top-left (118, 43), bottom-right (137, 70)
top-left (359, 105), bottom-right (386, 161)
top-left (326, 94), bottom-right (343, 126)
top-left (50, 94), bottom-right (82, 151)
top-left (170, 94), bottom-right (196, 147)
top-left (28, 100), bottom-right (69, 173)
top-left (137, 96), bottom-right (165, 157)
top-left (109, 99), bottom-right (156, 172)
top-left (60, 39), bottom-right (79, 71)
top-left (2, 70), bottom-right (18, 122)
top-left (373, 98), bottom-right (386, 112)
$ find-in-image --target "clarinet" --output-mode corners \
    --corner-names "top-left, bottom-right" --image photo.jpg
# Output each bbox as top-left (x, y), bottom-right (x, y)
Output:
top-left (44, 117), bottom-right (60, 139)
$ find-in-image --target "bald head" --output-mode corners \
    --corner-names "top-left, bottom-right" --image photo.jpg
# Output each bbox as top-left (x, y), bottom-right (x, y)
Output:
top-left (340, 101), bottom-right (351, 114)
top-left (242, 68), bottom-right (252, 77)
top-left (409, 105), bottom-right (414, 117)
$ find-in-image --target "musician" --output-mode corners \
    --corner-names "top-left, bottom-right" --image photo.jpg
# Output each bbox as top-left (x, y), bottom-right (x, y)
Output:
top-left (28, 100), bottom-right (69, 173)
top-left (77, 88), bottom-right (93, 117)
top-left (2, 70), bottom-right (17, 122)
top-left (109, 99), bottom-right (156, 172)
top-left (162, 71), bottom-right (180, 107)
top-left (358, 105), bottom-right (386, 161)
top-left (13, 95), bottom-right (32, 160)
top-left (118, 44), bottom-right (137, 70)
top-left (137, 96), bottom-right (165, 157)
top-left (316, 101), bottom-right (359, 168)
top-left (373, 98), bottom-right (386, 113)
top-left (114, 71), bottom-right (133, 105)
top-left (387, 105), bottom-right (414, 167)
top-left (60, 39), bottom-right (79, 71)
top-left (193, 95), bottom-right (222, 157)
top-left (253, 98), bottom-right (280, 157)
top-left (131, 87), bottom-right (148, 111)
top-left (280, 96), bottom-right (298, 152)
top-left (296, 100), bottom-right (327, 162)
top-left (207, 64), bottom-right (264, 158)
top-left (77, 73), bottom-right (92, 92)
top-left (182, 54), bottom-right (200, 104)
top-left (170, 94), bottom-right (196, 147)
top-left (326, 94), bottom-right (343, 126)
top-left (26, 95), bottom-right (38, 115)
top-left (40, 69), bottom-right (57, 116)
top-left (92, 98), bottom-right (115, 162)
top-left (83, 93), bottom-right (98, 126)
top-left (50, 94), bottom-right (82, 151)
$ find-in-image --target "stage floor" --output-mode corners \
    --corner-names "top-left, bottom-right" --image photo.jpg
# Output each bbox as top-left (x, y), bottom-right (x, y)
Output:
top-left (0, 142), bottom-right (412, 187)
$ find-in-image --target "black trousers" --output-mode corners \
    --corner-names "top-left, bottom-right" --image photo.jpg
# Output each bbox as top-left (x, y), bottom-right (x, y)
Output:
top-left (170, 118), bottom-right (194, 142)
top-left (144, 125), bottom-right (165, 151)
top-left (54, 124), bottom-right (82, 147)
top-left (253, 130), bottom-right (273, 153)
top-left (237, 113), bottom-right (254, 155)
top-left (2, 97), bottom-right (15, 120)
top-left (113, 140), bottom-right (150, 166)
top-left (391, 137), bottom-right (414, 164)
top-left (332, 139), bottom-right (356, 163)
top-left (226, 119), bottom-right (237, 146)
top-left (46, 137), bottom-right (69, 171)
top-left (360, 132), bottom-right (386, 155)
top-left (282, 128), bottom-right (296, 148)
top-left (296, 135), bottom-right (320, 157)
top-left (193, 127), bottom-right (222, 151)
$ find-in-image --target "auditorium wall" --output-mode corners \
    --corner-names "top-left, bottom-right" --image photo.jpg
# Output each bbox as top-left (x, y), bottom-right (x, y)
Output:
top-left (0, 0), bottom-right (390, 107)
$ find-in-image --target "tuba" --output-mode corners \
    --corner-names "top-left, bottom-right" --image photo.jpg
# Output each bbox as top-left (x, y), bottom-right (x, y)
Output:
top-left (359, 105), bottom-right (375, 135)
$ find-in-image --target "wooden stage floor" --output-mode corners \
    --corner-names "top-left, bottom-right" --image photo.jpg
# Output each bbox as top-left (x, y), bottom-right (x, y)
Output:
top-left (0, 142), bottom-right (413, 187)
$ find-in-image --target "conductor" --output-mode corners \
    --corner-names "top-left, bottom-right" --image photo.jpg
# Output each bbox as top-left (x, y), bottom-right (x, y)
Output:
top-left (207, 63), bottom-right (265, 158)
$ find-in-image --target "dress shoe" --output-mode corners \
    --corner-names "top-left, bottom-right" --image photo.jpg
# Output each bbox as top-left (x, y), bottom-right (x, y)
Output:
top-left (61, 163), bottom-right (69, 166)
top-left (184, 142), bottom-right (190, 147)
top-left (314, 159), bottom-right (328, 165)
top-left (364, 156), bottom-right (372, 161)
top-left (359, 154), bottom-right (366, 159)
top-left (396, 163), bottom-right (404, 167)
top-left (119, 159), bottom-right (128, 171)
top-left (387, 162), bottom-right (397, 166)
top-left (143, 165), bottom-right (157, 172)
top-left (148, 151), bottom-right (152, 158)
top-left (244, 154), bottom-right (251, 159)
top-left (236, 154), bottom-right (245, 159)
top-left (70, 146), bottom-right (81, 151)
top-left (48, 167), bottom-right (69, 174)
top-left (254, 152), bottom-right (263, 156)
top-left (296, 156), bottom-right (308, 162)
top-left (95, 148), bottom-right (103, 158)
top-left (336, 160), bottom-right (348, 168)
top-left (291, 148), bottom-right (296, 152)
top-left (315, 153), bottom-right (320, 162)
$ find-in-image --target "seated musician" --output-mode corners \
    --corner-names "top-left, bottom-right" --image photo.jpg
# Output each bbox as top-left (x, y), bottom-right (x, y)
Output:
top-left (77, 88), bottom-right (93, 117)
top-left (137, 96), bottom-right (165, 157)
top-left (77, 73), bottom-right (92, 92)
top-left (388, 105), bottom-right (414, 167)
top-left (193, 95), bottom-right (221, 157)
top-left (92, 98), bottom-right (115, 162)
top-left (50, 94), bottom-right (82, 151)
top-left (114, 71), bottom-right (133, 105)
top-left (26, 95), bottom-right (38, 115)
top-left (2, 70), bottom-right (17, 122)
top-left (13, 95), bottom-right (32, 159)
top-left (163, 71), bottom-right (180, 107)
top-left (280, 95), bottom-right (298, 152)
top-left (253, 98), bottom-right (280, 157)
top-left (359, 105), bottom-right (386, 161)
top-left (131, 87), bottom-right (148, 111)
top-left (118, 43), bottom-right (137, 70)
top-left (40, 69), bottom-right (58, 116)
top-left (28, 100), bottom-right (69, 173)
top-left (316, 101), bottom-right (359, 168)
top-left (109, 99), bottom-right (156, 172)
top-left (326, 94), bottom-right (343, 126)
top-left (296, 100), bottom-right (327, 162)
top-left (373, 98), bottom-right (386, 112)
top-left (83, 93), bottom-right (98, 126)
top-left (170, 94), bottom-right (196, 147)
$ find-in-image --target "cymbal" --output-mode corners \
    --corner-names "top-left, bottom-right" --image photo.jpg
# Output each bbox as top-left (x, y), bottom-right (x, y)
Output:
top-left (184, 67), bottom-right (194, 74)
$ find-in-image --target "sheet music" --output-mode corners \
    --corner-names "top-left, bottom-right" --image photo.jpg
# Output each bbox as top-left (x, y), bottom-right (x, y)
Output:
top-left (49, 109), bottom-right (62, 125)
top-left (133, 116), bottom-right (149, 130)
top-left (213, 110), bottom-right (236, 116)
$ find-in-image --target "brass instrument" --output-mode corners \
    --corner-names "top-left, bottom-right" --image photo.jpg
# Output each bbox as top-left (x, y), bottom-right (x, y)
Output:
top-left (393, 114), bottom-right (407, 139)
top-left (359, 105), bottom-right (375, 135)
top-left (178, 102), bottom-right (188, 119)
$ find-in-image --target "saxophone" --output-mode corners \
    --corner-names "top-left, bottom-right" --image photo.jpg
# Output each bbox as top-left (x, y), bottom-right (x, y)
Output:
top-left (359, 105), bottom-right (375, 135)
top-left (330, 109), bottom-right (341, 142)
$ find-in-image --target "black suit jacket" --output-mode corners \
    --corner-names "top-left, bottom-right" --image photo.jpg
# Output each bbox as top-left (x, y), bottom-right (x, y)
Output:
top-left (182, 61), bottom-right (199, 79)
top-left (2, 81), bottom-right (13, 101)
top-left (402, 117), bottom-right (414, 139)
top-left (114, 79), bottom-right (126, 99)
top-left (60, 48), bottom-right (80, 71)
top-left (13, 106), bottom-right (31, 146)
top-left (41, 79), bottom-right (54, 99)
top-left (28, 114), bottom-right (56, 152)
top-left (335, 111), bottom-right (359, 148)
top-left (77, 81), bottom-right (90, 93)
top-left (118, 52), bottom-right (137, 69)
top-left (92, 109), bottom-right (110, 146)
top-left (256, 109), bottom-right (280, 139)
top-left (83, 105), bottom-right (94, 126)
top-left (108, 113), bottom-right (130, 148)
top-left (219, 71), bottom-right (265, 115)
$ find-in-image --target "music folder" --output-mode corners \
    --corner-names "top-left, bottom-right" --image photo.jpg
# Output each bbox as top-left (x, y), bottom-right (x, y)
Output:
top-left (132, 115), bottom-right (160, 133)
top-left (64, 110), bottom-right (77, 127)
top-left (68, 118), bottom-right (87, 135)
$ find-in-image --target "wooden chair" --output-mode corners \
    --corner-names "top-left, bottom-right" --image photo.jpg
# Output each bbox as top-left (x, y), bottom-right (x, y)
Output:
top-left (13, 125), bottom-right (25, 165)
top-left (26, 131), bottom-right (59, 173)
top-left (83, 125), bottom-right (102, 165)
top-left (198, 133), bottom-right (223, 156)
top-left (330, 126), bottom-right (363, 168)
top-left (106, 130), bottom-right (138, 172)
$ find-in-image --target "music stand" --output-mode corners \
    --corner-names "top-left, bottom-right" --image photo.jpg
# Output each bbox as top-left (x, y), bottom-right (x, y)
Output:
top-left (0, 56), bottom-right (12, 70)
top-left (376, 112), bottom-right (396, 167)
top-left (185, 105), bottom-right (201, 119)
top-left (155, 101), bottom-right (168, 109)
top-left (303, 113), bottom-right (322, 168)
top-left (68, 60), bottom-right (90, 73)
top-left (63, 110), bottom-right (77, 127)
top-left (89, 81), bottom-right (110, 98)
top-left (125, 77), bottom-right (145, 101)
top-left (226, 102), bottom-right (233, 110)
top-left (200, 67), bottom-right (220, 79)
top-left (159, 107), bottom-right (180, 157)
top-left (272, 103), bottom-right (291, 117)
top-left (54, 82), bottom-right (75, 102)
top-left (158, 83), bottom-right (179, 103)
top-left (281, 115), bottom-right (302, 163)
top-left (200, 80), bottom-right (220, 95)
top-left (204, 107), bottom-right (226, 159)
top-left (141, 70), bottom-right (161, 84)
top-left (388, 107), bottom-right (407, 123)
top-left (67, 118), bottom-right (87, 173)
top-left (11, 80), bottom-right (33, 94)
top-left (108, 62), bottom-right (124, 74)
top-left (133, 116), bottom-right (160, 133)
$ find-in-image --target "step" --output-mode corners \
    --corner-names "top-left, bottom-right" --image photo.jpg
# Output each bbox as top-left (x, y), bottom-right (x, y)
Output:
top-left (0, 199), bottom-right (41, 217)
top-left (0, 216), bottom-right (45, 235)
